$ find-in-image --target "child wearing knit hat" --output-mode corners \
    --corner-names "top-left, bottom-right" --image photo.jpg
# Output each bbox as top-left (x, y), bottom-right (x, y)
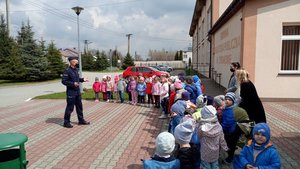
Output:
top-left (222, 92), bottom-right (238, 163)
top-left (92, 77), bottom-right (101, 102)
top-left (192, 94), bottom-right (209, 123)
top-left (169, 99), bottom-right (187, 134)
top-left (101, 76), bottom-right (107, 101)
top-left (145, 77), bottom-right (154, 105)
top-left (239, 123), bottom-right (281, 169)
top-left (137, 76), bottom-right (146, 105)
top-left (213, 95), bottom-right (225, 122)
top-left (174, 117), bottom-right (200, 169)
top-left (113, 75), bottom-right (120, 103)
top-left (168, 81), bottom-right (188, 114)
top-left (143, 132), bottom-right (180, 169)
top-left (198, 105), bottom-right (228, 169)
top-left (106, 75), bottom-right (113, 102)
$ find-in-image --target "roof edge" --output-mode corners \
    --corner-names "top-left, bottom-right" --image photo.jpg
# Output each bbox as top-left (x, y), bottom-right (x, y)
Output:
top-left (189, 0), bottom-right (206, 36)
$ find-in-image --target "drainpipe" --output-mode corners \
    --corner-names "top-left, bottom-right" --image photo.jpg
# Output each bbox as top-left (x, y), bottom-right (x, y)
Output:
top-left (197, 30), bottom-right (199, 72)
top-left (209, 0), bottom-right (213, 78)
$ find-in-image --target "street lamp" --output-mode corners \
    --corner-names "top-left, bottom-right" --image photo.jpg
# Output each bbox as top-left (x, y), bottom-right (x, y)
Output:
top-left (72, 6), bottom-right (84, 92)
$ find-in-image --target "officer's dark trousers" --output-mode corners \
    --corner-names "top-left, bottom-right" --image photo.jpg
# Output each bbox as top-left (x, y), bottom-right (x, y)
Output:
top-left (64, 95), bottom-right (84, 124)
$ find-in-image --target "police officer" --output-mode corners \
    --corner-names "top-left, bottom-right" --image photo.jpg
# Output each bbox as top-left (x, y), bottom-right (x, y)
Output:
top-left (62, 56), bottom-right (90, 128)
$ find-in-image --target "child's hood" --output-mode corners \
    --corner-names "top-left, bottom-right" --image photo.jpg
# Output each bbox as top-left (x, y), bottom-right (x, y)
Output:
top-left (199, 120), bottom-right (222, 137)
top-left (252, 122), bottom-right (271, 145)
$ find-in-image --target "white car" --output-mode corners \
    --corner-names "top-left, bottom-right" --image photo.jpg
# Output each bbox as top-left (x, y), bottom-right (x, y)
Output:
top-left (158, 65), bottom-right (173, 72)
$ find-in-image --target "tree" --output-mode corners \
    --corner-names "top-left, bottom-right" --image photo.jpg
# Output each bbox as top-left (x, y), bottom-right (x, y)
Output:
top-left (178, 50), bottom-right (183, 60)
top-left (16, 21), bottom-right (50, 81)
top-left (5, 43), bottom-right (27, 80)
top-left (100, 51), bottom-right (109, 70)
top-left (82, 52), bottom-right (94, 71)
top-left (94, 50), bottom-right (101, 70)
top-left (112, 49), bottom-right (122, 67)
top-left (46, 42), bottom-right (65, 79)
top-left (0, 15), bottom-right (25, 80)
top-left (174, 52), bottom-right (179, 60)
top-left (122, 53), bottom-right (134, 70)
top-left (39, 37), bottom-right (47, 56)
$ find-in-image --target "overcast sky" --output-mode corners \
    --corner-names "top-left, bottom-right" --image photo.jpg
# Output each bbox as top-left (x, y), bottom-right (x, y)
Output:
top-left (0, 0), bottom-right (195, 58)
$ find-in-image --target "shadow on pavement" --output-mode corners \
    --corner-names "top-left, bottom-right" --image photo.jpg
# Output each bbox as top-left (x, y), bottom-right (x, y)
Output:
top-left (45, 117), bottom-right (64, 126)
top-left (127, 164), bottom-right (143, 169)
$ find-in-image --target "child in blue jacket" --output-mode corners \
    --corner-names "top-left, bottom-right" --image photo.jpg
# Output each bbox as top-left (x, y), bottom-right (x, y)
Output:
top-left (239, 123), bottom-right (281, 169)
top-left (143, 132), bottom-right (180, 169)
top-left (221, 92), bottom-right (237, 163)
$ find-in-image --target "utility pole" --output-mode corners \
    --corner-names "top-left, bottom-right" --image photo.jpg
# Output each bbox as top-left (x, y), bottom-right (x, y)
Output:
top-left (84, 40), bottom-right (92, 53)
top-left (6, 0), bottom-right (10, 36)
top-left (126, 34), bottom-right (132, 55)
top-left (72, 6), bottom-right (84, 93)
top-left (109, 49), bottom-right (112, 72)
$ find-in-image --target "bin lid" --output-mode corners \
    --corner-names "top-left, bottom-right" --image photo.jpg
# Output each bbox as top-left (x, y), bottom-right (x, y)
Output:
top-left (0, 133), bottom-right (28, 150)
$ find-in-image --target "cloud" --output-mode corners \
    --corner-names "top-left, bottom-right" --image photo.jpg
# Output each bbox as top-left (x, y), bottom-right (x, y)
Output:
top-left (0, 0), bottom-right (195, 58)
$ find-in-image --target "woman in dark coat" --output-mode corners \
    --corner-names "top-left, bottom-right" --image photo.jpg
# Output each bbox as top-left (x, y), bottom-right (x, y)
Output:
top-left (236, 69), bottom-right (266, 124)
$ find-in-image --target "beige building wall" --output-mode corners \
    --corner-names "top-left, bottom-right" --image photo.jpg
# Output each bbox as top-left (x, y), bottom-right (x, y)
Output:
top-left (212, 0), bottom-right (219, 25)
top-left (255, 0), bottom-right (300, 99)
top-left (219, 0), bottom-right (234, 17)
top-left (192, 29), bottom-right (198, 69)
top-left (212, 10), bottom-right (242, 88)
top-left (190, 0), bottom-right (212, 77)
top-left (197, 1), bottom-right (212, 77)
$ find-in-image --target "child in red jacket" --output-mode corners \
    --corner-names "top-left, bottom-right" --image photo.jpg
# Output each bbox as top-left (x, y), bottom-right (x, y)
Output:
top-left (92, 77), bottom-right (101, 102)
top-left (146, 77), bottom-right (153, 105)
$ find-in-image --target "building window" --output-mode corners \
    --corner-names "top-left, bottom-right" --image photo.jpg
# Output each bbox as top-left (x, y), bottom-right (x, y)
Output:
top-left (281, 25), bottom-right (300, 73)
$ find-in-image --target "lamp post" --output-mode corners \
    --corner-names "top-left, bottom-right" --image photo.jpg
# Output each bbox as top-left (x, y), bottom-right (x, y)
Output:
top-left (72, 6), bottom-right (84, 93)
top-left (110, 49), bottom-right (112, 72)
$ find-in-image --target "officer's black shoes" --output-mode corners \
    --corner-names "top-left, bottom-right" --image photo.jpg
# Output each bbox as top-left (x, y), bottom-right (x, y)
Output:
top-left (63, 123), bottom-right (73, 128)
top-left (78, 120), bottom-right (90, 125)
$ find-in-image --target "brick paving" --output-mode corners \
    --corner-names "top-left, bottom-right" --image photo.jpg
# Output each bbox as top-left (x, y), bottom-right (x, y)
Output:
top-left (0, 78), bottom-right (299, 169)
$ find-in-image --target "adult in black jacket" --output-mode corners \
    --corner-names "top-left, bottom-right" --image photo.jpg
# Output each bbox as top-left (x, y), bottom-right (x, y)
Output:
top-left (236, 69), bottom-right (266, 124)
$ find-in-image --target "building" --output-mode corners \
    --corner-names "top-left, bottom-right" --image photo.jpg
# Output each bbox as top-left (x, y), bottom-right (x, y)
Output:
top-left (183, 47), bottom-right (193, 68)
top-left (189, 0), bottom-right (300, 101)
top-left (190, 0), bottom-right (212, 77)
top-left (59, 48), bottom-right (78, 63)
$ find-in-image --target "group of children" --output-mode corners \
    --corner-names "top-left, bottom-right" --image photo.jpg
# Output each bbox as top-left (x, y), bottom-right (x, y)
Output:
top-left (92, 74), bottom-right (127, 103)
top-left (92, 73), bottom-right (171, 110)
top-left (141, 75), bottom-right (280, 169)
top-left (92, 73), bottom-right (280, 169)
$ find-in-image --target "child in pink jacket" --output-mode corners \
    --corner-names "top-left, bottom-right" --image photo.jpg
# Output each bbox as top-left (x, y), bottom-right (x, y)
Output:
top-left (114, 75), bottom-right (120, 102)
top-left (152, 76), bottom-right (161, 108)
top-left (101, 76), bottom-right (107, 101)
top-left (106, 75), bottom-right (114, 102)
top-left (128, 76), bottom-right (137, 105)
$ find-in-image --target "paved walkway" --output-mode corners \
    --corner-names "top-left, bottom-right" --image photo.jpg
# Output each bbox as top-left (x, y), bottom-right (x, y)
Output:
top-left (0, 78), bottom-right (299, 169)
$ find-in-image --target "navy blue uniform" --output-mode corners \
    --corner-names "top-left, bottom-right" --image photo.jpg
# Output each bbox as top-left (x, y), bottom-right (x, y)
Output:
top-left (62, 66), bottom-right (85, 125)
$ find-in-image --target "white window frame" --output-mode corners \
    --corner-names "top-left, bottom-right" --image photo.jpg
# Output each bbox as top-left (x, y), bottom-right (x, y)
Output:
top-left (280, 33), bottom-right (300, 74)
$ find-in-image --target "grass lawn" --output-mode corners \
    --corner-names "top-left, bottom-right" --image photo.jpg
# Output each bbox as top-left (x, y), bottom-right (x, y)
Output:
top-left (34, 89), bottom-right (129, 100)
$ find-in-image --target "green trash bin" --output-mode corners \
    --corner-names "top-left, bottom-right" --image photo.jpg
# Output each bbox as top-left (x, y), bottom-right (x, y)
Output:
top-left (0, 133), bottom-right (28, 169)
